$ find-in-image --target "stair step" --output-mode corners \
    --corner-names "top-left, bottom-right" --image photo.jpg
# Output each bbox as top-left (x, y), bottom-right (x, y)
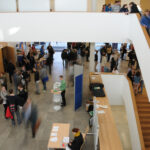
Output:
top-left (144, 136), bottom-right (150, 142)
top-left (138, 110), bottom-right (150, 114)
top-left (145, 141), bottom-right (150, 147)
top-left (138, 108), bottom-right (150, 112)
top-left (142, 130), bottom-right (150, 136)
top-left (137, 104), bottom-right (150, 109)
top-left (136, 101), bottom-right (150, 104)
top-left (139, 114), bottom-right (150, 119)
top-left (141, 124), bottom-right (150, 130)
top-left (140, 118), bottom-right (150, 124)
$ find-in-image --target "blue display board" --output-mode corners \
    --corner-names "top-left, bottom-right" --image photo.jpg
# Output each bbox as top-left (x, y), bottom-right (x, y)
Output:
top-left (75, 74), bottom-right (83, 111)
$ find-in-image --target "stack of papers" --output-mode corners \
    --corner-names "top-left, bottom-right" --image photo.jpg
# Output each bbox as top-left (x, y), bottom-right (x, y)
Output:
top-left (63, 137), bottom-right (69, 143)
top-left (51, 132), bottom-right (57, 137)
top-left (50, 137), bottom-right (58, 142)
top-left (97, 110), bottom-right (105, 114)
top-left (96, 104), bottom-right (108, 109)
top-left (52, 126), bottom-right (59, 132)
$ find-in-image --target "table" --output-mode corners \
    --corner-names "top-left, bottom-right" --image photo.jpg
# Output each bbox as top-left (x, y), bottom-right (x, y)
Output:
top-left (48, 123), bottom-right (70, 150)
top-left (89, 73), bottom-right (123, 150)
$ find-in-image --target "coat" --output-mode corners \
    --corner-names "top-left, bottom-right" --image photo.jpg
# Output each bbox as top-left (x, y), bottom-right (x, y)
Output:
top-left (68, 133), bottom-right (83, 150)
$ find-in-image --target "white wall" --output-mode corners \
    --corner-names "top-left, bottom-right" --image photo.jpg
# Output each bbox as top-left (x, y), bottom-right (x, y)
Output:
top-left (55, 0), bottom-right (87, 11)
top-left (0, 13), bottom-right (129, 43)
top-left (101, 74), bottom-right (124, 105)
top-left (19, 0), bottom-right (50, 12)
top-left (129, 14), bottom-right (150, 102)
top-left (0, 0), bottom-right (16, 12)
top-left (101, 74), bottom-right (141, 150)
top-left (122, 76), bottom-right (141, 150)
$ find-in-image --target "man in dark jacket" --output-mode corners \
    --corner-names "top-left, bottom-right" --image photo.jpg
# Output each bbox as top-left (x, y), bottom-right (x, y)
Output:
top-left (17, 84), bottom-right (28, 106)
top-left (7, 61), bottom-right (15, 83)
top-left (7, 89), bottom-right (21, 126)
top-left (61, 49), bottom-right (68, 68)
top-left (33, 68), bottom-right (40, 94)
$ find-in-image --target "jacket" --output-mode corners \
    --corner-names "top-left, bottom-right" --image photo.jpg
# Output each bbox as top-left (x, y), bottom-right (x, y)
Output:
top-left (7, 95), bottom-right (19, 112)
top-left (60, 80), bottom-right (66, 91)
top-left (130, 4), bottom-right (140, 13)
top-left (40, 67), bottom-right (48, 79)
top-left (7, 63), bottom-right (15, 74)
top-left (0, 90), bottom-right (8, 104)
top-left (34, 71), bottom-right (40, 82)
top-left (141, 15), bottom-right (150, 28)
top-left (68, 133), bottom-right (83, 150)
top-left (17, 89), bottom-right (28, 106)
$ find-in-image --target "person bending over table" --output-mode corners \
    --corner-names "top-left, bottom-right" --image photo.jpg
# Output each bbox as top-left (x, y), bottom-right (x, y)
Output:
top-left (68, 128), bottom-right (83, 150)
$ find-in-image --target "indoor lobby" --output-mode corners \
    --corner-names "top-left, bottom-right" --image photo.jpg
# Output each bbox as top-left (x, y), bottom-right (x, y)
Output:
top-left (0, 0), bottom-right (150, 150)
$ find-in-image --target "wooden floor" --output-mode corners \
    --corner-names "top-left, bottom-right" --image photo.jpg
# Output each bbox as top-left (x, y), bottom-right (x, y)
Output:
top-left (135, 88), bottom-right (150, 149)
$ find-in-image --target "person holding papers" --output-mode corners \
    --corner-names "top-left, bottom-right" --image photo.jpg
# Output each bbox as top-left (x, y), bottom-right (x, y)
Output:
top-left (68, 128), bottom-right (83, 150)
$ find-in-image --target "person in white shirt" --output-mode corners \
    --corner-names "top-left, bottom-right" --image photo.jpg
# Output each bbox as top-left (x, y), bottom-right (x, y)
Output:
top-left (0, 85), bottom-right (8, 118)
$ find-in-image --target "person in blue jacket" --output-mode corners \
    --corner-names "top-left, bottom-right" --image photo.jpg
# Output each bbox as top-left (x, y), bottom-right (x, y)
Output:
top-left (140, 10), bottom-right (150, 36)
top-left (105, 4), bottom-right (112, 12)
top-left (120, 4), bottom-right (129, 13)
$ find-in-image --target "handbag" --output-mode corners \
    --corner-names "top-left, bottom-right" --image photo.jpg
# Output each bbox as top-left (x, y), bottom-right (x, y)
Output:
top-left (6, 107), bottom-right (13, 119)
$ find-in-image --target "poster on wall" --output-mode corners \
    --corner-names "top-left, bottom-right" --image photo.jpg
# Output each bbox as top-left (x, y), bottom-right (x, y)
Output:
top-left (74, 65), bottom-right (83, 111)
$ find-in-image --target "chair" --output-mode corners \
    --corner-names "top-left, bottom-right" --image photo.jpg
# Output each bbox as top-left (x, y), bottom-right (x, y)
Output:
top-left (80, 126), bottom-right (89, 150)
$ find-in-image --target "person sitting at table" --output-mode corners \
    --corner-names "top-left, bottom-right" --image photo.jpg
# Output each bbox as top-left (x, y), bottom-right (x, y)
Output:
top-left (68, 128), bottom-right (83, 150)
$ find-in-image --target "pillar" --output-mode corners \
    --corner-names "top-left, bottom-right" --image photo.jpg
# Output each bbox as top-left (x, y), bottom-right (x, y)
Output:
top-left (16, 0), bottom-right (19, 12)
top-left (89, 43), bottom-right (95, 72)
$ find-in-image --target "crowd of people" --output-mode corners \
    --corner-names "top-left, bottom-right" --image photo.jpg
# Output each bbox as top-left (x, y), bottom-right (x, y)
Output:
top-left (102, 1), bottom-right (150, 36)
top-left (95, 43), bottom-right (137, 74)
top-left (102, 1), bottom-right (140, 13)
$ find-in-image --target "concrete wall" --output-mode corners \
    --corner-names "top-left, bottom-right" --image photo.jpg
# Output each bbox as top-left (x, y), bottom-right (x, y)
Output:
top-left (55, 0), bottom-right (87, 11)
top-left (122, 76), bottom-right (141, 150)
top-left (0, 13), bottom-right (129, 43)
top-left (101, 74), bottom-right (124, 105)
top-left (19, 0), bottom-right (50, 12)
top-left (102, 74), bottom-right (141, 150)
top-left (0, 0), bottom-right (16, 12)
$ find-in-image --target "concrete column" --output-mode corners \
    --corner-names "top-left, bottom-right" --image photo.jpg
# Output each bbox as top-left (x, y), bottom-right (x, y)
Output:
top-left (89, 43), bottom-right (95, 72)
top-left (92, 0), bottom-right (97, 11)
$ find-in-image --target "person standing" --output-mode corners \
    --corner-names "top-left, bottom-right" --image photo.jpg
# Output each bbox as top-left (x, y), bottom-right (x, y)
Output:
top-left (47, 44), bottom-right (55, 61)
top-left (68, 128), bottom-right (83, 150)
top-left (59, 75), bottom-right (66, 107)
top-left (7, 61), bottom-right (15, 83)
top-left (0, 85), bottom-right (8, 119)
top-left (17, 84), bottom-right (28, 107)
top-left (85, 46), bottom-right (90, 62)
top-left (33, 68), bottom-right (40, 94)
top-left (140, 10), bottom-right (150, 36)
top-left (120, 4), bottom-right (128, 13)
top-left (129, 2), bottom-right (140, 14)
top-left (7, 89), bottom-right (21, 126)
top-left (40, 65), bottom-right (48, 92)
top-left (0, 72), bottom-right (7, 90)
top-left (111, 0), bottom-right (121, 12)
top-left (61, 49), bottom-right (68, 68)
top-left (21, 66), bottom-right (30, 91)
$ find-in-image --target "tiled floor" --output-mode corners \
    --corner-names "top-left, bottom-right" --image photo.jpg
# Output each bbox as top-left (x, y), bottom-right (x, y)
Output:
top-left (0, 52), bottom-right (131, 150)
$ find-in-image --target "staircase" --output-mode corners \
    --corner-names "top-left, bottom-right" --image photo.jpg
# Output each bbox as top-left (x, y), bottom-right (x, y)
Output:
top-left (135, 89), bottom-right (150, 149)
